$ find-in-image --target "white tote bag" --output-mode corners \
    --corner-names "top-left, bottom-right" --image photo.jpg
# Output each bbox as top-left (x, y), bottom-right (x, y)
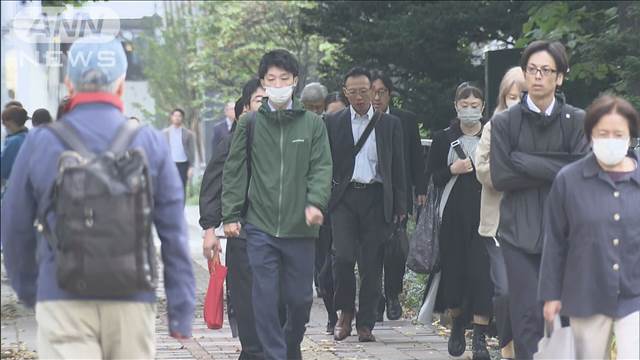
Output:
top-left (534, 316), bottom-right (576, 359)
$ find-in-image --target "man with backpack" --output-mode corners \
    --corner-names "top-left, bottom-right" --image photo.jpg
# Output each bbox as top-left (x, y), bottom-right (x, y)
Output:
top-left (222, 49), bottom-right (332, 360)
top-left (0, 35), bottom-right (195, 359)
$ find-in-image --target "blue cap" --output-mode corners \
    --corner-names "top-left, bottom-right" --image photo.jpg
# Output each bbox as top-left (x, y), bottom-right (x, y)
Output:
top-left (66, 35), bottom-right (128, 87)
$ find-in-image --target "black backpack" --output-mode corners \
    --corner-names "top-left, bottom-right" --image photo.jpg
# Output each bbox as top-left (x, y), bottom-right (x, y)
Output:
top-left (37, 120), bottom-right (157, 296)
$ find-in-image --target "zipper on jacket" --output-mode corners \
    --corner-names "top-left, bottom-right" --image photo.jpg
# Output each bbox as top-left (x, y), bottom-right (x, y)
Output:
top-left (276, 116), bottom-right (284, 237)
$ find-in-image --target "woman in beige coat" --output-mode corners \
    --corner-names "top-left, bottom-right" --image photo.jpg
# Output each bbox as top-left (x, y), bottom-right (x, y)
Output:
top-left (475, 67), bottom-right (525, 360)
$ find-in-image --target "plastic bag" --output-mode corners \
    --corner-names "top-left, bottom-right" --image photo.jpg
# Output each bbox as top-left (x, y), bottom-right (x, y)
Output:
top-left (533, 315), bottom-right (576, 359)
top-left (407, 179), bottom-right (442, 274)
top-left (203, 257), bottom-right (228, 329)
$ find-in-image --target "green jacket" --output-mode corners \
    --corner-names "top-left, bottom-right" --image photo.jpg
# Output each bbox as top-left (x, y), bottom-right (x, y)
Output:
top-left (222, 98), bottom-right (332, 238)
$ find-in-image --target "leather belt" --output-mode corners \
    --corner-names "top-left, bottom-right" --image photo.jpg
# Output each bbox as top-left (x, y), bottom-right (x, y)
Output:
top-left (349, 182), bottom-right (382, 190)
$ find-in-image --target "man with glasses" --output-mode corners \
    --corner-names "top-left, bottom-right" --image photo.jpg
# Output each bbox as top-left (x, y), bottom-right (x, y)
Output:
top-left (325, 67), bottom-right (407, 342)
top-left (370, 70), bottom-right (426, 322)
top-left (489, 40), bottom-right (589, 359)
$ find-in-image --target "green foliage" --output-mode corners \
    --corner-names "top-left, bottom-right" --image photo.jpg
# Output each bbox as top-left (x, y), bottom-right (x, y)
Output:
top-left (518, 1), bottom-right (640, 109)
top-left (301, 1), bottom-right (534, 131)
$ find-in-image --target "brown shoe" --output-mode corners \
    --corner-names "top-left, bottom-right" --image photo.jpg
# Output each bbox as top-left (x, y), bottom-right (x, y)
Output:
top-left (333, 311), bottom-right (353, 341)
top-left (357, 327), bottom-right (376, 342)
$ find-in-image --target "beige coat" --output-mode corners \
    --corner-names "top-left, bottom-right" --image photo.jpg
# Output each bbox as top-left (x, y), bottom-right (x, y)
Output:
top-left (163, 126), bottom-right (196, 166)
top-left (475, 121), bottom-right (502, 237)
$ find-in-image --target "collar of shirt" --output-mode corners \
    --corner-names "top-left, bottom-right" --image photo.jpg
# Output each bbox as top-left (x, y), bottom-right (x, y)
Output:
top-left (385, 107), bottom-right (390, 115)
top-left (65, 92), bottom-right (124, 113)
top-left (526, 95), bottom-right (555, 116)
top-left (582, 152), bottom-right (640, 187)
top-left (268, 100), bottom-right (293, 112)
top-left (225, 117), bottom-right (234, 131)
top-left (350, 104), bottom-right (374, 121)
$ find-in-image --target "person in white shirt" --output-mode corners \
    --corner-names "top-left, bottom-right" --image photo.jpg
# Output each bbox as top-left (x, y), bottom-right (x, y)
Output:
top-left (163, 108), bottom-right (196, 199)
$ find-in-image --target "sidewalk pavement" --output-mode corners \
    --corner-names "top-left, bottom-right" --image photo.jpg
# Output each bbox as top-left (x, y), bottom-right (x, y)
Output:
top-left (1, 206), bottom-right (461, 360)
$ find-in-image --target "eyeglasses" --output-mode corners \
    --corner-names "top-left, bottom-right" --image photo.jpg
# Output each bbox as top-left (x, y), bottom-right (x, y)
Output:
top-left (373, 89), bottom-right (389, 98)
top-left (525, 65), bottom-right (557, 77)
top-left (345, 88), bottom-right (370, 97)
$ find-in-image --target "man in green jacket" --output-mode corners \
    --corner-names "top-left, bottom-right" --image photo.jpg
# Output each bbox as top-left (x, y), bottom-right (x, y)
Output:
top-left (222, 49), bottom-right (332, 360)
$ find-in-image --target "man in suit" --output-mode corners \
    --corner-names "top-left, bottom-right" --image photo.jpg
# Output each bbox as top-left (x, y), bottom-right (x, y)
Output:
top-left (325, 67), bottom-right (407, 342)
top-left (370, 70), bottom-right (427, 321)
top-left (211, 102), bottom-right (237, 154)
top-left (163, 108), bottom-right (196, 196)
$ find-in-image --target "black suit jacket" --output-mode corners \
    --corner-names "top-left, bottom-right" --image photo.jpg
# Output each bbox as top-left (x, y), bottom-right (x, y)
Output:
top-left (211, 120), bottom-right (232, 155)
top-left (389, 108), bottom-right (427, 211)
top-left (325, 107), bottom-right (407, 223)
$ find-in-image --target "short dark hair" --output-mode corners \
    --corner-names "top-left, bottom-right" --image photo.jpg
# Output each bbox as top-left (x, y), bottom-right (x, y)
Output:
top-left (1, 106), bottom-right (29, 127)
top-left (4, 100), bottom-right (23, 109)
top-left (455, 82), bottom-right (484, 102)
top-left (234, 96), bottom-right (244, 119)
top-left (343, 67), bottom-right (371, 86)
top-left (171, 108), bottom-right (185, 117)
top-left (32, 108), bottom-right (52, 126)
top-left (241, 78), bottom-right (262, 106)
top-left (258, 49), bottom-right (299, 79)
top-left (325, 91), bottom-right (347, 107)
top-left (520, 40), bottom-right (569, 75)
top-left (584, 95), bottom-right (639, 141)
top-left (370, 70), bottom-right (393, 94)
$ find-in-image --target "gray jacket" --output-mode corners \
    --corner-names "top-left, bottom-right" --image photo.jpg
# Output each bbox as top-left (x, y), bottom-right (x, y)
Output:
top-left (490, 95), bottom-right (589, 253)
top-left (163, 126), bottom-right (196, 166)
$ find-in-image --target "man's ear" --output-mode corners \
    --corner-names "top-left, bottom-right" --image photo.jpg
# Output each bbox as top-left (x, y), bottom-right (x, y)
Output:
top-left (64, 76), bottom-right (75, 97)
top-left (114, 76), bottom-right (126, 98)
top-left (556, 73), bottom-right (564, 87)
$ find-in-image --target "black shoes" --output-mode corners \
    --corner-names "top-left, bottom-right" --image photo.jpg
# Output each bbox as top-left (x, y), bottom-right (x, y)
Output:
top-left (386, 296), bottom-right (403, 320)
top-left (448, 316), bottom-right (466, 357)
top-left (472, 324), bottom-right (490, 360)
top-left (325, 321), bottom-right (336, 335)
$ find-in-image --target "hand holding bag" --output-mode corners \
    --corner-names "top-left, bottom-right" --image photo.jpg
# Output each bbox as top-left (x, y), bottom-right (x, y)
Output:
top-left (203, 255), bottom-right (228, 330)
top-left (533, 315), bottom-right (576, 359)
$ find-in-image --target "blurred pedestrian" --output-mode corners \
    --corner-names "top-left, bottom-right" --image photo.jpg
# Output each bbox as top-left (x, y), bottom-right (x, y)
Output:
top-left (426, 82), bottom-right (493, 359)
top-left (325, 92), bottom-right (347, 114)
top-left (474, 66), bottom-right (525, 360)
top-left (1, 106), bottom-right (29, 187)
top-left (371, 70), bottom-right (427, 322)
top-left (301, 82), bottom-right (328, 115)
top-left (490, 40), bottom-right (589, 359)
top-left (0, 35), bottom-right (195, 359)
top-left (539, 95), bottom-right (639, 360)
top-left (163, 108), bottom-right (196, 198)
top-left (32, 108), bottom-right (53, 127)
top-left (200, 78), bottom-right (267, 360)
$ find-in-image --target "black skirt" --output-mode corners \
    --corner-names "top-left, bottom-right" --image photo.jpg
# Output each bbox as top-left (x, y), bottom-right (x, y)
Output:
top-left (434, 171), bottom-right (493, 317)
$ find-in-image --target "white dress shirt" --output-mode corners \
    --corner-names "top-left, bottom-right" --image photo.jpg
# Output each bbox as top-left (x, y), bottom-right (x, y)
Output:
top-left (169, 126), bottom-right (188, 162)
top-left (526, 95), bottom-right (556, 116)
top-left (350, 105), bottom-right (381, 183)
top-left (225, 117), bottom-right (234, 132)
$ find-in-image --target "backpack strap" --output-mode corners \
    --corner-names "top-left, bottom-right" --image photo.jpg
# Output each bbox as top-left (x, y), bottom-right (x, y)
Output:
top-left (108, 120), bottom-right (143, 154)
top-left (45, 121), bottom-right (93, 158)
top-left (444, 126), bottom-right (467, 160)
top-left (241, 112), bottom-right (257, 218)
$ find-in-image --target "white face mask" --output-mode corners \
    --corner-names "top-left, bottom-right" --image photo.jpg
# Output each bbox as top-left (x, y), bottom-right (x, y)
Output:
top-left (266, 85), bottom-right (294, 105)
top-left (457, 107), bottom-right (483, 126)
top-left (592, 138), bottom-right (630, 166)
top-left (506, 99), bottom-right (519, 108)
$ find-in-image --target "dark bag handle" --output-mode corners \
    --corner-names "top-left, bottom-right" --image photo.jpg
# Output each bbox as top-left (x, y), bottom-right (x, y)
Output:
top-left (336, 111), bottom-right (383, 185)
top-left (108, 121), bottom-right (142, 154)
top-left (45, 121), bottom-right (93, 158)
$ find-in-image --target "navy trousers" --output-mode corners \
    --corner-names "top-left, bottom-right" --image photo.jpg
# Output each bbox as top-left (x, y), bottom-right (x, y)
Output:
top-left (245, 223), bottom-right (315, 360)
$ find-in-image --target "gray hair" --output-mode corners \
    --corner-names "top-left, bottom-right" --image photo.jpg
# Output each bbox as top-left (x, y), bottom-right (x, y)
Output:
top-left (300, 82), bottom-right (328, 103)
top-left (73, 69), bottom-right (124, 93)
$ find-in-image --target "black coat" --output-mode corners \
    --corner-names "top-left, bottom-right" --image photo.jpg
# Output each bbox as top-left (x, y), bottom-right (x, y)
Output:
top-left (389, 108), bottom-right (427, 211)
top-left (324, 107), bottom-right (407, 223)
top-left (199, 124), bottom-right (232, 230)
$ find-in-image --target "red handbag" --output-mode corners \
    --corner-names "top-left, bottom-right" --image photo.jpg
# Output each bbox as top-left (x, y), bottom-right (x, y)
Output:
top-left (203, 256), bottom-right (228, 329)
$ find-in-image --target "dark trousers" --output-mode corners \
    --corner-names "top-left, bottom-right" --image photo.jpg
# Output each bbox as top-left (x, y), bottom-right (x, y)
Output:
top-left (331, 183), bottom-right (390, 330)
top-left (227, 238), bottom-right (264, 360)
top-left (482, 236), bottom-right (513, 349)
top-left (318, 219), bottom-right (337, 326)
top-left (245, 223), bottom-right (314, 360)
top-left (501, 241), bottom-right (544, 360)
top-left (175, 161), bottom-right (189, 200)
